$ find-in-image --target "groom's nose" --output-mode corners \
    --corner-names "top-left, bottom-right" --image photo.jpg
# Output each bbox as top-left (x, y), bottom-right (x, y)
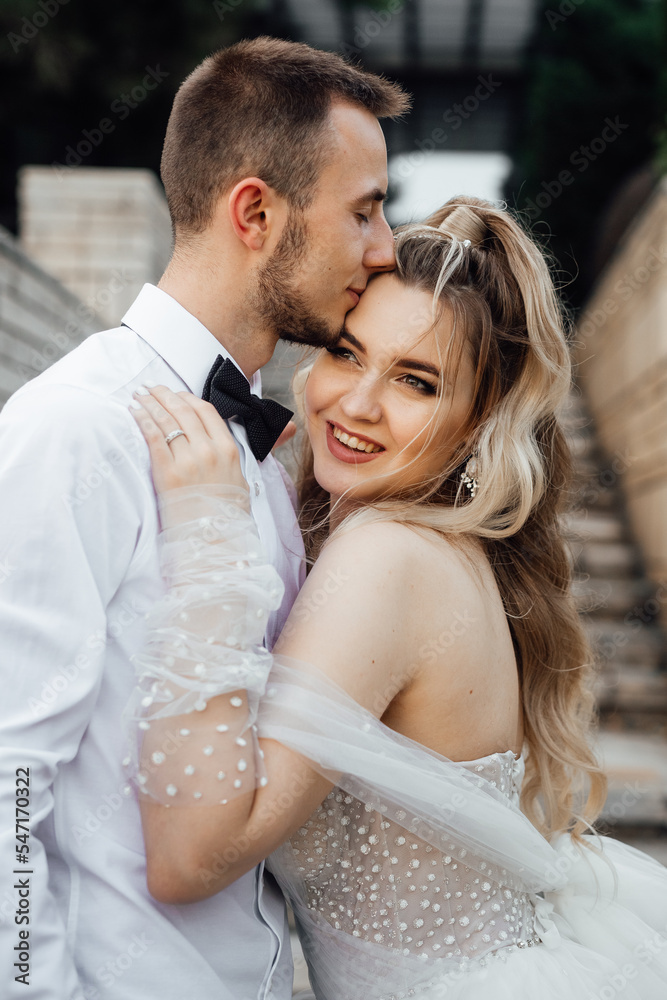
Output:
top-left (363, 213), bottom-right (395, 274)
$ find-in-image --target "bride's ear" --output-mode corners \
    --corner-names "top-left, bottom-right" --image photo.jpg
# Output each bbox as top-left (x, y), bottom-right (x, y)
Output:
top-left (291, 363), bottom-right (314, 421)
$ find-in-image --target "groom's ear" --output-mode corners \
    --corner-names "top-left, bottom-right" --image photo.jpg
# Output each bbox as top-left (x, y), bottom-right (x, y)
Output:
top-left (227, 177), bottom-right (285, 252)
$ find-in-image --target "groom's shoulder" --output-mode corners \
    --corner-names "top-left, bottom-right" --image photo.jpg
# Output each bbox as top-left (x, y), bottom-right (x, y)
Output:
top-left (1, 322), bottom-right (151, 446)
top-left (4, 320), bottom-right (153, 422)
top-left (12, 321), bottom-right (151, 405)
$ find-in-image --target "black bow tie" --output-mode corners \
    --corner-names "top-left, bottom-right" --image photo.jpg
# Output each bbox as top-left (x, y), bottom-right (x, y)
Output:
top-left (201, 355), bottom-right (293, 462)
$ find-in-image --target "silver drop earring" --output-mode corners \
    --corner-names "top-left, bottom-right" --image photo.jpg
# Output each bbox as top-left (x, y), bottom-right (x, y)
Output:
top-left (460, 455), bottom-right (479, 498)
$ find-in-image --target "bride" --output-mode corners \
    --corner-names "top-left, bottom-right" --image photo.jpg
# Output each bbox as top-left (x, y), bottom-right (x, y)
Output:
top-left (125, 196), bottom-right (667, 999)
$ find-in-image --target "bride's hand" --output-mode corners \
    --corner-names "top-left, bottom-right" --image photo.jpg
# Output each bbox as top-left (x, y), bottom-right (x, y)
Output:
top-left (129, 384), bottom-right (249, 496)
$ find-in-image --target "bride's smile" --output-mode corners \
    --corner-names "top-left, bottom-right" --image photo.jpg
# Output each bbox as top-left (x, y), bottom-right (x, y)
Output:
top-left (304, 272), bottom-right (476, 503)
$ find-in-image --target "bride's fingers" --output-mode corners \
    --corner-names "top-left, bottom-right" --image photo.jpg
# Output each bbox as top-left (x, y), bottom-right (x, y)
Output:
top-left (133, 385), bottom-right (207, 443)
top-left (130, 385), bottom-right (247, 492)
top-left (172, 391), bottom-right (237, 443)
top-left (128, 402), bottom-right (178, 477)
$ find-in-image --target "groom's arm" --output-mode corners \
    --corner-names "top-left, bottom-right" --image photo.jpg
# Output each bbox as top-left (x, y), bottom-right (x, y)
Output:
top-left (0, 384), bottom-right (147, 999)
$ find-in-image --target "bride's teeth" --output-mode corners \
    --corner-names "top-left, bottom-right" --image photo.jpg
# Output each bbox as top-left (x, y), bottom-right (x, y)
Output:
top-left (332, 425), bottom-right (381, 453)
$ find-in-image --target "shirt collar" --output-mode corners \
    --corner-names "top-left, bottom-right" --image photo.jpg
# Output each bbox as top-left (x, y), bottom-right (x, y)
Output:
top-left (120, 283), bottom-right (262, 398)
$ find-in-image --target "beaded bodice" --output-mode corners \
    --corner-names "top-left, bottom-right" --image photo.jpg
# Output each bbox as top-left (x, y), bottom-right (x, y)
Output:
top-left (268, 750), bottom-right (543, 996)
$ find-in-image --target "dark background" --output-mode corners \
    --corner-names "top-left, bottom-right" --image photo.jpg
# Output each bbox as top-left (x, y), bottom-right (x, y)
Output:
top-left (1, 0), bottom-right (665, 308)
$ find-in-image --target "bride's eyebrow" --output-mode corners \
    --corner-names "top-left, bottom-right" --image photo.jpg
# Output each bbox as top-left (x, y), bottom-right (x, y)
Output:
top-left (339, 329), bottom-right (441, 380)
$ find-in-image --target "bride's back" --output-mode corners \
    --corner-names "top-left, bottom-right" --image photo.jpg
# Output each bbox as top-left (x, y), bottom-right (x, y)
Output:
top-left (276, 518), bottom-right (523, 767)
top-left (379, 526), bottom-right (524, 764)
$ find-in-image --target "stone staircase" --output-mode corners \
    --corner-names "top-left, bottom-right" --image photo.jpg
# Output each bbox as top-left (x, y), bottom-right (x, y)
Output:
top-left (562, 389), bottom-right (667, 859)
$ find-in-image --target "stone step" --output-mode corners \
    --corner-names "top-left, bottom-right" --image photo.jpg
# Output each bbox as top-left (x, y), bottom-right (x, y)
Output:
top-left (583, 617), bottom-right (665, 668)
top-left (569, 456), bottom-right (604, 482)
top-left (594, 667), bottom-right (667, 712)
top-left (597, 655), bottom-right (667, 678)
top-left (596, 730), bottom-right (667, 827)
top-left (571, 540), bottom-right (638, 578)
top-left (569, 485), bottom-right (619, 512)
top-left (563, 511), bottom-right (626, 543)
top-left (572, 576), bottom-right (656, 616)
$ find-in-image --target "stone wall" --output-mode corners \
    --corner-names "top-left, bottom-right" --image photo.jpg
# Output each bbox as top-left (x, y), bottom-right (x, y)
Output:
top-left (0, 226), bottom-right (97, 410)
top-left (575, 177), bottom-right (667, 617)
top-left (18, 166), bottom-right (172, 328)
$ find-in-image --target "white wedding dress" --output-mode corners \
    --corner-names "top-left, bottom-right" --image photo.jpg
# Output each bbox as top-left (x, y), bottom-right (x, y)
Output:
top-left (124, 486), bottom-right (667, 1000)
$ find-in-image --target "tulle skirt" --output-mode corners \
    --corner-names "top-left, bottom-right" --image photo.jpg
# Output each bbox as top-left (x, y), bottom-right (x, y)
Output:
top-left (294, 835), bottom-right (667, 1000)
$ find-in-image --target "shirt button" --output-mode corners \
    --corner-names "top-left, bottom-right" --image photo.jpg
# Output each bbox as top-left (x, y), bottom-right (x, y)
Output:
top-left (254, 482), bottom-right (261, 496)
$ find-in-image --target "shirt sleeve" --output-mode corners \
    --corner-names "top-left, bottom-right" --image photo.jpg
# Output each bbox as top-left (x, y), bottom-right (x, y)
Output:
top-left (0, 383), bottom-right (149, 1000)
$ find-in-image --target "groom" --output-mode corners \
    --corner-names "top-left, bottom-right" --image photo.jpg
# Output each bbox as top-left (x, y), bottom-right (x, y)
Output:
top-left (0, 36), bottom-right (408, 1000)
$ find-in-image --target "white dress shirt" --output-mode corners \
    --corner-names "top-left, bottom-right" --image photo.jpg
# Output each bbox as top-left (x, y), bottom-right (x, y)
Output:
top-left (0, 283), bottom-right (305, 1000)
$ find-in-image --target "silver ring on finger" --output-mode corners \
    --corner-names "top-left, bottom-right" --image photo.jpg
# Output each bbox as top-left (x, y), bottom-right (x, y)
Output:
top-left (164, 428), bottom-right (187, 446)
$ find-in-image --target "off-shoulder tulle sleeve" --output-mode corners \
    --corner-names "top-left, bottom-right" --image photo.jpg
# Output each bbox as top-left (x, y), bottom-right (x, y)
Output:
top-left (122, 484), bottom-right (285, 806)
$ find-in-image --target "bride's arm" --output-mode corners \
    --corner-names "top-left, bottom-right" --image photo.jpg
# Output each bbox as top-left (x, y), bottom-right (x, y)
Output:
top-left (127, 386), bottom-right (419, 904)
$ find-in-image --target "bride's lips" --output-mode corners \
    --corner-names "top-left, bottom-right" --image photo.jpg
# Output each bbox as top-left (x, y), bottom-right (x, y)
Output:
top-left (325, 422), bottom-right (385, 464)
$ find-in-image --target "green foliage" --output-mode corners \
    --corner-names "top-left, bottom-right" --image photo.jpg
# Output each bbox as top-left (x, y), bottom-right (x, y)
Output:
top-left (504, 0), bottom-right (666, 307)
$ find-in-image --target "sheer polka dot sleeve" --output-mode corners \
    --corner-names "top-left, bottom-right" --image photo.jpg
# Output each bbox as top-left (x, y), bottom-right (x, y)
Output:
top-left (122, 484), bottom-right (284, 807)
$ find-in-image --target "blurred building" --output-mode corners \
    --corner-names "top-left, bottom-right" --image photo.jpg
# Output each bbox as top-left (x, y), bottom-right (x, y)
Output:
top-left (0, 166), bottom-right (172, 411)
top-left (19, 167), bottom-right (172, 328)
top-left (273, 0), bottom-right (536, 219)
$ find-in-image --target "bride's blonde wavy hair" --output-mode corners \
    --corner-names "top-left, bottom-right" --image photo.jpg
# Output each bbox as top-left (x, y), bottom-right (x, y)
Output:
top-left (295, 194), bottom-right (607, 844)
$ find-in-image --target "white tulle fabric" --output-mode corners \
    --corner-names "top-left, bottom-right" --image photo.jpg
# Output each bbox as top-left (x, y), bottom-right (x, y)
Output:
top-left (259, 663), bottom-right (667, 999)
top-left (123, 484), bottom-right (285, 805)
top-left (124, 486), bottom-right (667, 999)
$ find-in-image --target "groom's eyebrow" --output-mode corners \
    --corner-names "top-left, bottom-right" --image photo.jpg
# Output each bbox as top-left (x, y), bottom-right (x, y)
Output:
top-left (352, 187), bottom-right (387, 206)
top-left (339, 329), bottom-right (441, 379)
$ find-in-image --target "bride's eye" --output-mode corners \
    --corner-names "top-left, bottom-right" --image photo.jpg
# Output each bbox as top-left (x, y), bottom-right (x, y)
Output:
top-left (398, 373), bottom-right (438, 395)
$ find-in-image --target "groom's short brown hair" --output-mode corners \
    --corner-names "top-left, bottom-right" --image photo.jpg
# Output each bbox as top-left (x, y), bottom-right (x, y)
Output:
top-left (161, 36), bottom-right (410, 236)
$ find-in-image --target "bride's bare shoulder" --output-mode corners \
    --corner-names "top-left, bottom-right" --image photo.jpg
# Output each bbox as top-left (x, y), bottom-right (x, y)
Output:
top-left (274, 519), bottom-right (487, 713)
top-left (291, 519), bottom-right (483, 643)
top-left (319, 518), bottom-right (480, 591)
top-left (324, 517), bottom-right (427, 556)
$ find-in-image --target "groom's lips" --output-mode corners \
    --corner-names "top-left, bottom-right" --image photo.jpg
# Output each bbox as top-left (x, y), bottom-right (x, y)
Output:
top-left (325, 422), bottom-right (384, 464)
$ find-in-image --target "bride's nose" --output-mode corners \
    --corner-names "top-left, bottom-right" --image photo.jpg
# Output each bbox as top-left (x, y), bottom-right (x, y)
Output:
top-left (339, 376), bottom-right (383, 424)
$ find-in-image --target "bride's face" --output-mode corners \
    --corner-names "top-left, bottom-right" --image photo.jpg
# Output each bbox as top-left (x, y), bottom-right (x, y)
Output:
top-left (304, 273), bottom-right (476, 503)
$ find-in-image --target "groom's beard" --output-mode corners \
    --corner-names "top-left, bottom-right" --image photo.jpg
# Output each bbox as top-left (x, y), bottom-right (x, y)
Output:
top-left (252, 211), bottom-right (343, 349)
